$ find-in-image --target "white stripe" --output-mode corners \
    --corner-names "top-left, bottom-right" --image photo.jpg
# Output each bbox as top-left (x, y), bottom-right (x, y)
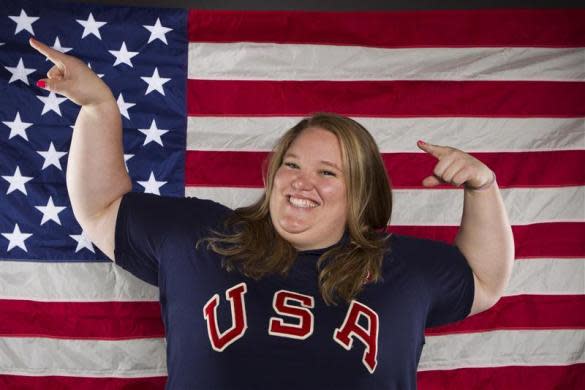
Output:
top-left (187, 116), bottom-right (585, 152)
top-left (188, 43), bottom-right (585, 81)
top-left (1, 330), bottom-right (582, 376)
top-left (0, 261), bottom-right (159, 302)
top-left (0, 257), bottom-right (579, 302)
top-left (419, 329), bottom-right (585, 370)
top-left (185, 186), bottom-right (585, 226)
top-left (505, 258), bottom-right (585, 296)
top-left (0, 337), bottom-right (166, 377)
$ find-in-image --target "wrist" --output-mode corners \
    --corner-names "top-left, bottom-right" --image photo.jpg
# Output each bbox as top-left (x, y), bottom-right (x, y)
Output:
top-left (466, 171), bottom-right (496, 192)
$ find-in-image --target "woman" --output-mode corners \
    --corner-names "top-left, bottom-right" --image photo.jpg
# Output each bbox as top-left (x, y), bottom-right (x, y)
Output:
top-left (29, 37), bottom-right (514, 389)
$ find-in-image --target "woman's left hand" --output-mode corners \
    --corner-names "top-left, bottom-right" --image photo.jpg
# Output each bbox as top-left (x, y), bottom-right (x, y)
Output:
top-left (416, 140), bottom-right (495, 190)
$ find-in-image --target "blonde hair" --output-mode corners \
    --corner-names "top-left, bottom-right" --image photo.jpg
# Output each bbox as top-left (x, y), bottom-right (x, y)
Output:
top-left (200, 113), bottom-right (393, 305)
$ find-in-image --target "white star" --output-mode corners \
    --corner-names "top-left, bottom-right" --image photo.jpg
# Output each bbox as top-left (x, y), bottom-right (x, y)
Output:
top-left (108, 42), bottom-right (139, 67)
top-left (137, 172), bottom-right (166, 195)
top-left (2, 112), bottom-right (33, 141)
top-left (2, 224), bottom-right (33, 252)
top-left (37, 91), bottom-right (68, 116)
top-left (4, 58), bottom-right (36, 85)
top-left (2, 166), bottom-right (33, 195)
top-left (143, 18), bottom-right (172, 44)
top-left (116, 93), bottom-right (136, 120)
top-left (8, 9), bottom-right (39, 35)
top-left (141, 67), bottom-right (171, 96)
top-left (70, 230), bottom-right (95, 253)
top-left (88, 62), bottom-right (104, 78)
top-left (49, 37), bottom-right (73, 57)
top-left (138, 119), bottom-right (169, 146)
top-left (35, 196), bottom-right (66, 225)
top-left (76, 12), bottom-right (107, 39)
top-left (37, 142), bottom-right (68, 170)
top-left (124, 153), bottom-right (134, 172)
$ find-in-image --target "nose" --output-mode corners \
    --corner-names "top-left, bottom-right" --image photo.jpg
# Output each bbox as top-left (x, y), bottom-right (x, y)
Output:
top-left (291, 172), bottom-right (313, 191)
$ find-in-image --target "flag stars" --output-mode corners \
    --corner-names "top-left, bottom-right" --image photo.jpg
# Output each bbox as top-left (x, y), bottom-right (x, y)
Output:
top-left (116, 93), bottom-right (136, 120)
top-left (76, 12), bottom-right (107, 39)
top-left (49, 37), bottom-right (73, 56)
top-left (141, 67), bottom-right (171, 96)
top-left (143, 18), bottom-right (172, 44)
top-left (37, 91), bottom-right (68, 116)
top-left (35, 196), bottom-right (66, 225)
top-left (5, 58), bottom-right (36, 85)
top-left (139, 119), bottom-right (169, 146)
top-left (70, 230), bottom-right (95, 253)
top-left (2, 166), bottom-right (33, 195)
top-left (109, 42), bottom-right (139, 67)
top-left (37, 142), bottom-right (68, 170)
top-left (2, 112), bottom-right (33, 141)
top-left (137, 172), bottom-right (166, 195)
top-left (8, 9), bottom-right (39, 35)
top-left (2, 224), bottom-right (33, 252)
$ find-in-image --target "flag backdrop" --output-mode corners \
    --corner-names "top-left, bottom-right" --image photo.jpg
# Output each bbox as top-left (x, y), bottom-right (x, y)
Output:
top-left (0, 0), bottom-right (584, 388)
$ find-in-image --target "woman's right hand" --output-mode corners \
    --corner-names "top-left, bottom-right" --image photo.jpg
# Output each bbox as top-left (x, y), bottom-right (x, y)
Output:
top-left (29, 37), bottom-right (114, 107)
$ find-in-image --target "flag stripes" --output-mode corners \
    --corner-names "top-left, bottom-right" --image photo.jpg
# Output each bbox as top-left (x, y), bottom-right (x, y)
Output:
top-left (185, 150), bottom-right (585, 188)
top-left (187, 79), bottom-right (585, 117)
top-left (188, 9), bottom-right (585, 47)
top-left (189, 44), bottom-right (585, 81)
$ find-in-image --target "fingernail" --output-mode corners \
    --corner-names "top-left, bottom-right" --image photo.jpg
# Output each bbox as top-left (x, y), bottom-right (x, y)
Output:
top-left (36, 80), bottom-right (46, 89)
top-left (417, 140), bottom-right (426, 145)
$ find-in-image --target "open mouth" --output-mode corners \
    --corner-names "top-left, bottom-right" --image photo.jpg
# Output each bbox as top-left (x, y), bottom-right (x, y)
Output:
top-left (287, 195), bottom-right (319, 208)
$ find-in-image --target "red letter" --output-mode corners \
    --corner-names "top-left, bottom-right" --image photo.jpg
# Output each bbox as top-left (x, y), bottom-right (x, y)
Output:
top-left (333, 300), bottom-right (379, 373)
top-left (268, 290), bottom-right (315, 340)
top-left (203, 282), bottom-right (248, 351)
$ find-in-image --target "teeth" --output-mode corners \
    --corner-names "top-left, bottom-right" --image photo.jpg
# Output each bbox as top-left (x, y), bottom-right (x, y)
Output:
top-left (288, 196), bottom-right (318, 208)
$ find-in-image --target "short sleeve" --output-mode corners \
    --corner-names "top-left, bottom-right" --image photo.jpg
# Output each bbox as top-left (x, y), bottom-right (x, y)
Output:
top-left (394, 235), bottom-right (475, 328)
top-left (114, 192), bottom-right (231, 286)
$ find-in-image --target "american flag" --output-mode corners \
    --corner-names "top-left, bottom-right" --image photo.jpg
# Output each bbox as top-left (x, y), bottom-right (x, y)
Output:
top-left (0, 0), bottom-right (584, 388)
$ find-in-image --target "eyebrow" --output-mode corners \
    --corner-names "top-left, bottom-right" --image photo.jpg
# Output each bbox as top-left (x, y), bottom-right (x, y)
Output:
top-left (284, 153), bottom-right (342, 171)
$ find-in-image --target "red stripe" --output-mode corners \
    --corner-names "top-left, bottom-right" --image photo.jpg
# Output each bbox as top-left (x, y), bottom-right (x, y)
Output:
top-left (188, 9), bottom-right (585, 47)
top-left (389, 223), bottom-right (585, 258)
top-left (185, 150), bottom-right (585, 189)
top-left (0, 300), bottom-right (164, 339)
top-left (187, 80), bottom-right (585, 117)
top-left (417, 364), bottom-right (585, 390)
top-left (426, 295), bottom-right (585, 335)
top-left (0, 375), bottom-right (166, 390)
top-left (1, 295), bottom-right (583, 339)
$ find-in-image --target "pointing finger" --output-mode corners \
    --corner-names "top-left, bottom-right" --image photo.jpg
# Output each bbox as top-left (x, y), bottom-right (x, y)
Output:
top-left (29, 37), bottom-right (65, 66)
top-left (417, 140), bottom-right (448, 159)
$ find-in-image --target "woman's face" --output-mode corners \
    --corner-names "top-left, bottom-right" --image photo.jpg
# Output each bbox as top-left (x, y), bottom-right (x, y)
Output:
top-left (269, 127), bottom-right (348, 250)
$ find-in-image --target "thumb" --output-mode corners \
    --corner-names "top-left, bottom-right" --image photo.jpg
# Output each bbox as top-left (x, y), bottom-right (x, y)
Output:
top-left (422, 175), bottom-right (442, 188)
top-left (36, 78), bottom-right (67, 96)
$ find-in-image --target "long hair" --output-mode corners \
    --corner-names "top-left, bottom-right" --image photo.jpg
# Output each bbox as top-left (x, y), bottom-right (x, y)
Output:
top-left (200, 113), bottom-right (393, 305)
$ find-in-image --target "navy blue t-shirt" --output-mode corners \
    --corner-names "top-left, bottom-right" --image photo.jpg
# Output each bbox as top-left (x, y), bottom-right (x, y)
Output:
top-left (114, 192), bottom-right (475, 389)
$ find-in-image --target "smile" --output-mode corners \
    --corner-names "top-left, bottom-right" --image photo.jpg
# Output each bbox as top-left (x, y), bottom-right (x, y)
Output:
top-left (288, 195), bottom-right (319, 208)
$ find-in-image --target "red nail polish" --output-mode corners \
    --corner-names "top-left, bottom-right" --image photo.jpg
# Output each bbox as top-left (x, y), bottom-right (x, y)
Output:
top-left (36, 80), bottom-right (46, 89)
top-left (418, 140), bottom-right (426, 145)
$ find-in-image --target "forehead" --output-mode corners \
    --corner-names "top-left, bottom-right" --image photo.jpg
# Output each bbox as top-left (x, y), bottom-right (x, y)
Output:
top-left (286, 127), bottom-right (341, 156)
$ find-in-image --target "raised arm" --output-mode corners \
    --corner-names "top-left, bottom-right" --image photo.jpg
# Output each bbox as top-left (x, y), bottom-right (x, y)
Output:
top-left (417, 140), bottom-right (515, 316)
top-left (29, 38), bottom-right (131, 260)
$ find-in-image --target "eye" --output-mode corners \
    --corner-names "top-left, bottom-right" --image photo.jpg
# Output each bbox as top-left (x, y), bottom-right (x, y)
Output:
top-left (320, 170), bottom-right (337, 177)
top-left (284, 161), bottom-right (299, 169)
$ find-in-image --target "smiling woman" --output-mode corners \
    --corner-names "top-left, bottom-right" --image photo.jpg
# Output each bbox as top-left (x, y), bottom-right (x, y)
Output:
top-left (201, 114), bottom-right (393, 304)
top-left (28, 35), bottom-right (514, 389)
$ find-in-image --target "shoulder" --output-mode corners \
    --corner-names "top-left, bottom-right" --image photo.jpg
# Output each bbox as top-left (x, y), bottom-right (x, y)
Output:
top-left (387, 233), bottom-right (454, 257)
top-left (385, 233), bottom-right (468, 273)
top-left (118, 192), bottom-right (234, 235)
